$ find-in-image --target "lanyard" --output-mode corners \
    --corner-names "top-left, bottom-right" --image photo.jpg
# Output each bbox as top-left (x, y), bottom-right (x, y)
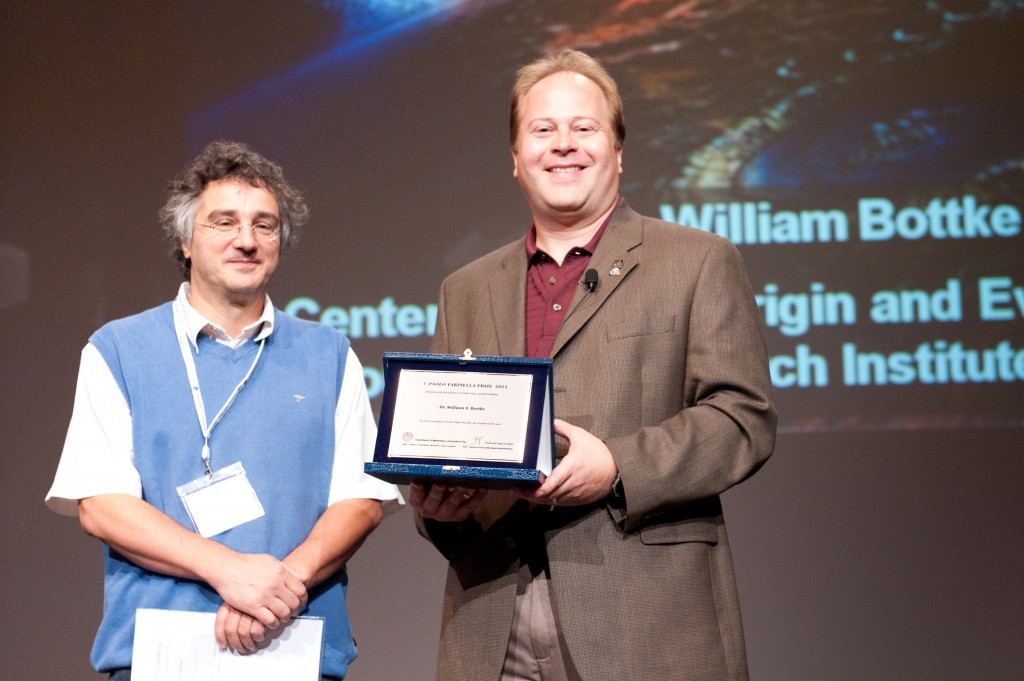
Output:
top-left (172, 299), bottom-right (266, 477)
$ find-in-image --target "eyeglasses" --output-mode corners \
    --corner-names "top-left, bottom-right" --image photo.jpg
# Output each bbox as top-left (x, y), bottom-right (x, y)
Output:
top-left (196, 217), bottom-right (282, 241)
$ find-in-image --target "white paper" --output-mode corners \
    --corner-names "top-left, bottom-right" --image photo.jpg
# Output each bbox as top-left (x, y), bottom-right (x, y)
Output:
top-left (388, 369), bottom-right (534, 463)
top-left (131, 608), bottom-right (323, 681)
top-left (537, 380), bottom-right (553, 475)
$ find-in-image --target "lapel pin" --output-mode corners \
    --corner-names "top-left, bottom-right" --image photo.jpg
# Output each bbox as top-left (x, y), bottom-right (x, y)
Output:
top-left (609, 260), bottom-right (623, 276)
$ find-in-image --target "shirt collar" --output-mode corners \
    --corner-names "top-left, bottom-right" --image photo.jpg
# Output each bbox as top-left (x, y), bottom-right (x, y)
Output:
top-left (525, 195), bottom-right (620, 263)
top-left (175, 282), bottom-right (275, 350)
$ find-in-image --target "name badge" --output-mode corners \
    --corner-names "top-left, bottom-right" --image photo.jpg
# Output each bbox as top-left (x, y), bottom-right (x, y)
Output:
top-left (176, 461), bottom-right (265, 538)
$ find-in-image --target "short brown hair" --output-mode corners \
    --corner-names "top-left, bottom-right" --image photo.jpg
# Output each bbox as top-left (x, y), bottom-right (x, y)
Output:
top-left (509, 49), bottom-right (625, 150)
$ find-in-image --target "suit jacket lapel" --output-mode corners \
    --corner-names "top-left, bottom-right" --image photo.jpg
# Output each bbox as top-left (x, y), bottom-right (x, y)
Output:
top-left (488, 244), bottom-right (528, 356)
top-left (551, 203), bottom-right (643, 358)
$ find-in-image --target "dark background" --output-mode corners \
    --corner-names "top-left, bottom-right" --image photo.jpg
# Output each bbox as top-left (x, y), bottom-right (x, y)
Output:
top-left (2, 2), bottom-right (1022, 679)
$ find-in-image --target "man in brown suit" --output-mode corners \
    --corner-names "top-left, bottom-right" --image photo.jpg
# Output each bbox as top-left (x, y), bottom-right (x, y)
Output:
top-left (410, 49), bottom-right (776, 681)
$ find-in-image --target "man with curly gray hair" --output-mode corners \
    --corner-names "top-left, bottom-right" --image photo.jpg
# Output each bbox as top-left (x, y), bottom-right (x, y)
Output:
top-left (46, 140), bottom-right (401, 680)
top-left (160, 140), bottom-right (308, 278)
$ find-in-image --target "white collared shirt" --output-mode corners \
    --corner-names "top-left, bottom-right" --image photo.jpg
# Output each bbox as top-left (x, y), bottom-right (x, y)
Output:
top-left (46, 284), bottom-right (402, 515)
top-left (175, 283), bottom-right (275, 349)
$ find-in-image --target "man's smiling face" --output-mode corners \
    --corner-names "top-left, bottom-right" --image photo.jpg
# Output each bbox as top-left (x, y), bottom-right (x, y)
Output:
top-left (512, 70), bottom-right (622, 230)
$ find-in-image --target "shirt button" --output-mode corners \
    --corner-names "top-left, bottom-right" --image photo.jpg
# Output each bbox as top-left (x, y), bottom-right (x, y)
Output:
top-left (549, 277), bottom-right (556, 285)
top-left (553, 303), bottom-right (562, 311)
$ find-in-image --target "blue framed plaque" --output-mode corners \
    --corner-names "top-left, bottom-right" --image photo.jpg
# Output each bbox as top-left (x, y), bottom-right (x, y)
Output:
top-left (365, 350), bottom-right (554, 487)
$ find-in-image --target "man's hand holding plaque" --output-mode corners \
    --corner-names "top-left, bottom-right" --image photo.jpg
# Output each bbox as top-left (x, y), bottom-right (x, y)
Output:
top-left (407, 483), bottom-right (489, 521)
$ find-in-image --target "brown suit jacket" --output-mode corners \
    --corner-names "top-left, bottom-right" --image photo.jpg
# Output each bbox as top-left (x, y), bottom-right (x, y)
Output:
top-left (424, 202), bottom-right (777, 681)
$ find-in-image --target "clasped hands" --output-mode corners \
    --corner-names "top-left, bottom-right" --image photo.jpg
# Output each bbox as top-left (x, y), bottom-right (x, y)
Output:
top-left (209, 552), bottom-right (309, 654)
top-left (409, 418), bottom-right (618, 521)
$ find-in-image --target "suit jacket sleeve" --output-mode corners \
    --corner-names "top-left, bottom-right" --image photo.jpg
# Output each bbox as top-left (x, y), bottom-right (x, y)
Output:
top-left (603, 234), bottom-right (776, 533)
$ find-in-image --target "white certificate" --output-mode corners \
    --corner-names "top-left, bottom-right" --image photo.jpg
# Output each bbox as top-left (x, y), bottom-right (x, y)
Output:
top-left (388, 369), bottom-right (534, 463)
top-left (131, 608), bottom-right (324, 681)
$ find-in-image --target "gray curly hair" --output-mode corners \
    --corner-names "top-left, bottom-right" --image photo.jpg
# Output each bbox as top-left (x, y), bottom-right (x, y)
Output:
top-left (160, 140), bottom-right (309, 279)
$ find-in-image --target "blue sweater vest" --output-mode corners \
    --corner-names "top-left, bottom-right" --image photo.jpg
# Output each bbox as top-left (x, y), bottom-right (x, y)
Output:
top-left (88, 301), bottom-right (357, 676)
